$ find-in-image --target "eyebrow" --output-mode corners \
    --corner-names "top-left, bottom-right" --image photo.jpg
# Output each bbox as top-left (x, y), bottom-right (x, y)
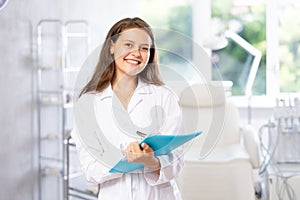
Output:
top-left (123, 39), bottom-right (150, 46)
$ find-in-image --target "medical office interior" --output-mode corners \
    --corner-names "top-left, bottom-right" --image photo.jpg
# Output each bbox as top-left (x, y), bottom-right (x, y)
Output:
top-left (1, 0), bottom-right (300, 199)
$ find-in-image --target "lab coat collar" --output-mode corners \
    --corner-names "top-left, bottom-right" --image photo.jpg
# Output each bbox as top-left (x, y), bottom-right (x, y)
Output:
top-left (96, 84), bottom-right (113, 100)
top-left (135, 78), bottom-right (153, 95)
top-left (97, 78), bottom-right (152, 101)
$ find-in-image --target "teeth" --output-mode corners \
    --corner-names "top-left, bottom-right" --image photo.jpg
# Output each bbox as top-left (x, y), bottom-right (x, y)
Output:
top-left (126, 60), bottom-right (139, 64)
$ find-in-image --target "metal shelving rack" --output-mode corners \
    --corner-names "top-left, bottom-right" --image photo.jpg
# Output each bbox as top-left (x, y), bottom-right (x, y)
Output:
top-left (64, 137), bottom-right (99, 200)
top-left (36, 19), bottom-right (97, 200)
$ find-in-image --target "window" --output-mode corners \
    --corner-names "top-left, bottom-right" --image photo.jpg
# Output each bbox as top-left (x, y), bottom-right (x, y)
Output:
top-left (212, 0), bottom-right (300, 96)
top-left (212, 30), bottom-right (262, 96)
top-left (140, 0), bottom-right (300, 97)
top-left (211, 0), bottom-right (266, 96)
top-left (277, 1), bottom-right (300, 93)
top-left (139, 0), bottom-right (200, 84)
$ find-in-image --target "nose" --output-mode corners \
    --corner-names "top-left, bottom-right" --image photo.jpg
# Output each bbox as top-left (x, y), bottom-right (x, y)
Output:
top-left (131, 48), bottom-right (141, 57)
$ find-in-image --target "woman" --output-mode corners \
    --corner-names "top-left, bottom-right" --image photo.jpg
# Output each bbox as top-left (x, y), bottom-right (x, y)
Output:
top-left (72, 17), bottom-right (184, 199)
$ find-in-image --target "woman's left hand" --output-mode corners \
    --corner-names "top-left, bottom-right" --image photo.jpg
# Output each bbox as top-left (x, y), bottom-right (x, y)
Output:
top-left (126, 142), bottom-right (161, 174)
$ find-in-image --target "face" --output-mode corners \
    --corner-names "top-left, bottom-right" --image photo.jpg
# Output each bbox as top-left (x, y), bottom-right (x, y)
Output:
top-left (110, 28), bottom-right (152, 78)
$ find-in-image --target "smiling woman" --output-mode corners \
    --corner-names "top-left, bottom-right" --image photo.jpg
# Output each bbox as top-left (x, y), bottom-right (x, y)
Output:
top-left (109, 28), bottom-right (153, 108)
top-left (110, 28), bottom-right (151, 82)
top-left (72, 17), bottom-right (184, 200)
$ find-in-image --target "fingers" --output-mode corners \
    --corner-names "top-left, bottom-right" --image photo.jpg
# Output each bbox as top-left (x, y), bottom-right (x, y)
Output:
top-left (140, 143), bottom-right (153, 153)
top-left (131, 142), bottom-right (141, 152)
top-left (126, 142), bottom-right (155, 163)
top-left (126, 142), bottom-right (141, 162)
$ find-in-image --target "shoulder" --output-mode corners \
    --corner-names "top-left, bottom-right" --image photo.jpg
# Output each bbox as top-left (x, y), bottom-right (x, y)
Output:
top-left (148, 84), bottom-right (179, 101)
top-left (79, 85), bottom-right (112, 101)
top-left (78, 92), bottom-right (99, 100)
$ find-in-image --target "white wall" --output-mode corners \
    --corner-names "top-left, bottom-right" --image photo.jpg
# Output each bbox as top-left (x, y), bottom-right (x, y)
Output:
top-left (0, 0), bottom-right (139, 199)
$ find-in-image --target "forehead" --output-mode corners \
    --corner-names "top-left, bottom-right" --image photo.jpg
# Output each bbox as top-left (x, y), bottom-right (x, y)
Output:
top-left (118, 28), bottom-right (152, 45)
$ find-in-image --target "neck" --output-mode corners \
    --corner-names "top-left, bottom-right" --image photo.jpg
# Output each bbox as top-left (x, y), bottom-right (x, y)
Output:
top-left (112, 75), bottom-right (138, 109)
top-left (112, 75), bottom-right (138, 93)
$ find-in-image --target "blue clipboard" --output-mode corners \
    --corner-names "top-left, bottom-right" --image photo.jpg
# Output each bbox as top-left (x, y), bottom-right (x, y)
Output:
top-left (109, 131), bottom-right (202, 173)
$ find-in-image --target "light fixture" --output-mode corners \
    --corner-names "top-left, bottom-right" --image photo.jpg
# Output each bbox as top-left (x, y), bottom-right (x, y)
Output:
top-left (224, 30), bottom-right (262, 97)
top-left (204, 30), bottom-right (262, 124)
top-left (202, 35), bottom-right (228, 51)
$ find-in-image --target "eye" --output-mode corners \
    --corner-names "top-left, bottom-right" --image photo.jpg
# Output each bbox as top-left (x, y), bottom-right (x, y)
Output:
top-left (125, 43), bottom-right (133, 48)
top-left (140, 46), bottom-right (150, 52)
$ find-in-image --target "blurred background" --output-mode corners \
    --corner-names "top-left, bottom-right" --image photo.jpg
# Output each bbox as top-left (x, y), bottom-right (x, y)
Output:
top-left (1, 0), bottom-right (300, 199)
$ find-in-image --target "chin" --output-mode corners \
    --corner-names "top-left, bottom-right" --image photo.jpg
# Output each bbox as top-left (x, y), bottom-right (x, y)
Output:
top-left (125, 66), bottom-right (145, 76)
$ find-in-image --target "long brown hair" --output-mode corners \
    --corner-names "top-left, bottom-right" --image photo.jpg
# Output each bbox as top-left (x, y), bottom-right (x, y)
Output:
top-left (79, 17), bottom-right (164, 97)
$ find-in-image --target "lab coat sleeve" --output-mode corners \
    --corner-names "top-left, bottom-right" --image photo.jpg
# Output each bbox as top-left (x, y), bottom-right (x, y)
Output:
top-left (71, 124), bottom-right (123, 184)
top-left (143, 90), bottom-right (184, 186)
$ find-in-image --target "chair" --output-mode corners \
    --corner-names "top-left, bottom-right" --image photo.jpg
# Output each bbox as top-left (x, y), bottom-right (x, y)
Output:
top-left (176, 82), bottom-right (260, 200)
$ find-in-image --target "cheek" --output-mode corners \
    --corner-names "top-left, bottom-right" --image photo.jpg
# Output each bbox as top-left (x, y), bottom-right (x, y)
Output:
top-left (113, 48), bottom-right (129, 59)
top-left (143, 53), bottom-right (150, 64)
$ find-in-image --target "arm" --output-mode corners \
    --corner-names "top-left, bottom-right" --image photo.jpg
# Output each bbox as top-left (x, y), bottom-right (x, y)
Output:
top-left (143, 91), bottom-right (184, 186)
top-left (71, 124), bottom-right (123, 184)
top-left (241, 124), bottom-right (260, 168)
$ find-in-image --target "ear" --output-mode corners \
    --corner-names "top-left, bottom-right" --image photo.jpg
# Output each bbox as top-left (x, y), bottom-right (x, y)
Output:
top-left (110, 40), bottom-right (115, 55)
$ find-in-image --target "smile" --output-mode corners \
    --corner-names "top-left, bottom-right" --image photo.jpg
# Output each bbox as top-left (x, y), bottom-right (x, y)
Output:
top-left (125, 59), bottom-right (141, 65)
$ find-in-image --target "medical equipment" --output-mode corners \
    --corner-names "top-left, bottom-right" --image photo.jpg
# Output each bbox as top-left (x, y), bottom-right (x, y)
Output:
top-left (259, 96), bottom-right (300, 200)
top-left (260, 96), bottom-right (300, 170)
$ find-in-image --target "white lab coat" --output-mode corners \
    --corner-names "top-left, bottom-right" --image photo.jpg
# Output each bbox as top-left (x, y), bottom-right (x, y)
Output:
top-left (71, 80), bottom-right (184, 200)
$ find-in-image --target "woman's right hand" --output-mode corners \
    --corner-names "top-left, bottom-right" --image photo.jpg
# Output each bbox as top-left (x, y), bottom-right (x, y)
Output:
top-left (125, 142), bottom-right (161, 174)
